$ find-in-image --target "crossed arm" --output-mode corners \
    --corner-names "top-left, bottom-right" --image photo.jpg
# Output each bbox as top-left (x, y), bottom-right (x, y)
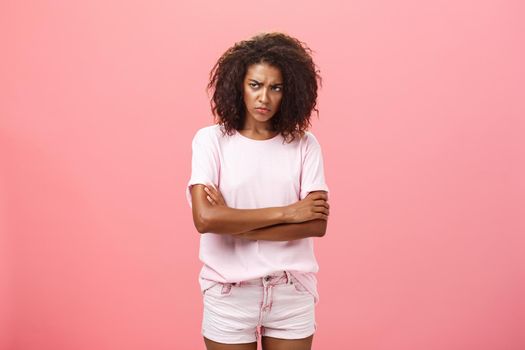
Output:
top-left (190, 184), bottom-right (330, 241)
top-left (235, 220), bottom-right (328, 241)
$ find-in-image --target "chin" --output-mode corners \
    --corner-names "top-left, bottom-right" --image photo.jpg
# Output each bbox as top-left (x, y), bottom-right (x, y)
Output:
top-left (254, 115), bottom-right (274, 122)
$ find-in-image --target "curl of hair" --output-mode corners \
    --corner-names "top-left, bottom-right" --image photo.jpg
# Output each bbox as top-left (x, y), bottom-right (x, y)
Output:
top-left (207, 32), bottom-right (322, 143)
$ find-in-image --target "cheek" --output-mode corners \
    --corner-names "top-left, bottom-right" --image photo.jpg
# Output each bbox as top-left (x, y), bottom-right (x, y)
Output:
top-left (243, 91), bottom-right (254, 104)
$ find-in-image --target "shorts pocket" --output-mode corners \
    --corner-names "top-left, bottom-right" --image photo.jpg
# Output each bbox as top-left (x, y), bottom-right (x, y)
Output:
top-left (202, 282), bottom-right (218, 296)
top-left (204, 282), bottom-right (234, 297)
top-left (290, 275), bottom-right (310, 294)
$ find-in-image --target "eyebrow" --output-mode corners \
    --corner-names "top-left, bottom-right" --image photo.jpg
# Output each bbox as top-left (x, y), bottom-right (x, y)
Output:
top-left (248, 79), bottom-right (283, 86)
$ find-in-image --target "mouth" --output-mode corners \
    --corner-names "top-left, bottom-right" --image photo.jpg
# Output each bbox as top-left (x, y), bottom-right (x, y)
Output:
top-left (255, 107), bottom-right (271, 113)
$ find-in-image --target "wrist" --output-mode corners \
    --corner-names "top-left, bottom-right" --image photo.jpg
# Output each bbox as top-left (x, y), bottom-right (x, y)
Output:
top-left (280, 205), bottom-right (292, 224)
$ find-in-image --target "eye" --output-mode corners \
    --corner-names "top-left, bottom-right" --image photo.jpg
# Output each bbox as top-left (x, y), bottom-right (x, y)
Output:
top-left (273, 86), bottom-right (283, 92)
top-left (249, 82), bottom-right (259, 88)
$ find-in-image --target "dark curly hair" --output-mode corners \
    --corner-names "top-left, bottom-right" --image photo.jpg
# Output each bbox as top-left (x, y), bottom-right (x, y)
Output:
top-left (207, 32), bottom-right (322, 143)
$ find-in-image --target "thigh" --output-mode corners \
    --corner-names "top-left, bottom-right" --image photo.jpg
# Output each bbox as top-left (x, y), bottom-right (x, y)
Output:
top-left (204, 336), bottom-right (257, 350)
top-left (261, 334), bottom-right (313, 350)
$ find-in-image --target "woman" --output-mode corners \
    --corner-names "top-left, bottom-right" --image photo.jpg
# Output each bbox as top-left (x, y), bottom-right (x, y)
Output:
top-left (186, 32), bottom-right (330, 350)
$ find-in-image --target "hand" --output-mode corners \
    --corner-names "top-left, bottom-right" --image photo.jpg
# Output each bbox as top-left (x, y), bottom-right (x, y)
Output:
top-left (204, 185), bottom-right (227, 207)
top-left (284, 191), bottom-right (329, 223)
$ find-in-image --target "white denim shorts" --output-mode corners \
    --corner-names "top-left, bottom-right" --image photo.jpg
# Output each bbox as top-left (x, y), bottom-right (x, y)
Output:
top-left (202, 271), bottom-right (317, 344)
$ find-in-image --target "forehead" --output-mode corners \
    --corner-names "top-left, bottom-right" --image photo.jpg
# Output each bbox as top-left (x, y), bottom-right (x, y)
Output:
top-left (245, 63), bottom-right (282, 82)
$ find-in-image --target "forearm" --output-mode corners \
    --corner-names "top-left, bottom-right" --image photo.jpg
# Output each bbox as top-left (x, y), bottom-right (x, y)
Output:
top-left (237, 219), bottom-right (327, 241)
top-left (193, 185), bottom-right (329, 236)
top-left (198, 205), bottom-right (287, 235)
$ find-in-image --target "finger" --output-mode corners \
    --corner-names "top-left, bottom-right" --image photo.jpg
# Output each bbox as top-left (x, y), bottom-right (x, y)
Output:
top-left (316, 213), bottom-right (329, 220)
top-left (317, 192), bottom-right (328, 200)
top-left (213, 193), bottom-right (225, 204)
top-left (314, 200), bottom-right (329, 208)
top-left (206, 195), bottom-right (215, 204)
top-left (313, 193), bottom-right (328, 201)
top-left (314, 200), bottom-right (330, 209)
top-left (314, 207), bottom-right (329, 215)
top-left (205, 187), bottom-right (218, 200)
top-left (212, 188), bottom-right (223, 199)
top-left (215, 190), bottom-right (225, 202)
top-left (207, 186), bottom-right (223, 201)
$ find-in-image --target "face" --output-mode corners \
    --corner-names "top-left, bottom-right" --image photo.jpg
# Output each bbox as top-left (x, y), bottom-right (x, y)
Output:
top-left (242, 62), bottom-right (283, 127)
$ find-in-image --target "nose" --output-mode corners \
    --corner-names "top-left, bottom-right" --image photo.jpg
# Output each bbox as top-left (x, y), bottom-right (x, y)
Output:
top-left (258, 87), bottom-right (269, 103)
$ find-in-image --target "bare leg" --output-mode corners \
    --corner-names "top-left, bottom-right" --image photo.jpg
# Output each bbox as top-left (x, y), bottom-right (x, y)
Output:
top-left (204, 336), bottom-right (258, 350)
top-left (261, 334), bottom-right (313, 350)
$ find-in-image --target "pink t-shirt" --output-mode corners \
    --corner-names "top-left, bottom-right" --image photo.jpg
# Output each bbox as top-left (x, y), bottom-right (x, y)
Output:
top-left (186, 124), bottom-right (329, 303)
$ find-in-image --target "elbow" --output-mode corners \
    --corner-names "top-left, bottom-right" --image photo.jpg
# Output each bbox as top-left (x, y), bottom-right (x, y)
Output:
top-left (193, 207), bottom-right (225, 234)
top-left (193, 209), bottom-right (212, 234)
top-left (196, 214), bottom-right (213, 234)
top-left (195, 221), bottom-right (207, 234)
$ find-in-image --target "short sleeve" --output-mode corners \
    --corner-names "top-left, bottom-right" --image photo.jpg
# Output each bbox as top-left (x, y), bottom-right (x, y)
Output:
top-left (300, 133), bottom-right (329, 200)
top-left (185, 128), bottom-right (220, 208)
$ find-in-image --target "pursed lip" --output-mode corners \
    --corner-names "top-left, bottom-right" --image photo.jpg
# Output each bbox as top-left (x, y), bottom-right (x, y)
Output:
top-left (256, 107), bottom-right (271, 111)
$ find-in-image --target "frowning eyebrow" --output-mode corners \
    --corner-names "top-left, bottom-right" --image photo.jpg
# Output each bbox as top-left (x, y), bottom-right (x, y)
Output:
top-left (248, 79), bottom-right (283, 86)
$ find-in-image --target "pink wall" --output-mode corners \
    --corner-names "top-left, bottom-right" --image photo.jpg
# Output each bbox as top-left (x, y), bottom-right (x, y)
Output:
top-left (1, 0), bottom-right (524, 349)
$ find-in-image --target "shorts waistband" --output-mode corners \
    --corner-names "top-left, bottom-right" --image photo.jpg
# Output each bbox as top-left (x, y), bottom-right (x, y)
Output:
top-left (235, 271), bottom-right (292, 287)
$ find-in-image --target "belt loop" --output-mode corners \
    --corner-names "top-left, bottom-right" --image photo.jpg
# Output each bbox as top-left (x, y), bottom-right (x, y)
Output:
top-left (284, 271), bottom-right (292, 284)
